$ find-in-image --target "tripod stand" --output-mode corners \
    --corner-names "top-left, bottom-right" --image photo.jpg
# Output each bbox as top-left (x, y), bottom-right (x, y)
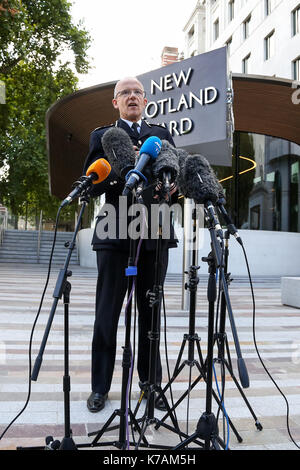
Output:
top-left (174, 217), bottom-right (228, 450)
top-left (213, 230), bottom-right (263, 432)
top-left (131, 208), bottom-right (191, 450)
top-left (155, 207), bottom-right (205, 427)
top-left (87, 194), bottom-right (148, 450)
top-left (17, 195), bottom-right (90, 451)
top-left (155, 208), bottom-right (243, 444)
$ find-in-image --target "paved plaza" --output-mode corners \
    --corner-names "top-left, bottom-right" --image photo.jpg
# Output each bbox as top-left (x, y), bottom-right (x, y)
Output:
top-left (0, 262), bottom-right (300, 451)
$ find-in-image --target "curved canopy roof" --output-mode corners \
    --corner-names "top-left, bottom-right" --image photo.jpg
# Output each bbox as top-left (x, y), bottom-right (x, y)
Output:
top-left (46, 74), bottom-right (300, 199)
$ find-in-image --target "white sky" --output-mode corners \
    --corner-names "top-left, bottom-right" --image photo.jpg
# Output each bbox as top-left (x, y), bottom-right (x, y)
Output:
top-left (70, 0), bottom-right (198, 89)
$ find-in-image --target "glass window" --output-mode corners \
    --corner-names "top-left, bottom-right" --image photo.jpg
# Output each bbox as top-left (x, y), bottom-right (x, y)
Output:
top-left (265, 0), bottom-right (274, 16)
top-left (292, 57), bottom-right (300, 80)
top-left (265, 30), bottom-right (275, 60)
top-left (243, 15), bottom-right (251, 40)
top-left (242, 54), bottom-right (250, 73)
top-left (292, 5), bottom-right (300, 36)
top-left (213, 18), bottom-right (219, 41)
top-left (226, 36), bottom-right (232, 56)
top-left (213, 132), bottom-right (300, 233)
top-left (228, 0), bottom-right (235, 22)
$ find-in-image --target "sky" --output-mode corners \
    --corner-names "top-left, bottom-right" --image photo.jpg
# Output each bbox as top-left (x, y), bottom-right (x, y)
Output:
top-left (70, 0), bottom-right (198, 89)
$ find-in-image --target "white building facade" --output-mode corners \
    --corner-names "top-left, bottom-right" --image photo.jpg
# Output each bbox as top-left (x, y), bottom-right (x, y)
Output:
top-left (184, 0), bottom-right (300, 80)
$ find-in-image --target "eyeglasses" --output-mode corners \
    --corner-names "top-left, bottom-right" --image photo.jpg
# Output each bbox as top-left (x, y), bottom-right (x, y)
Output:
top-left (115, 89), bottom-right (146, 98)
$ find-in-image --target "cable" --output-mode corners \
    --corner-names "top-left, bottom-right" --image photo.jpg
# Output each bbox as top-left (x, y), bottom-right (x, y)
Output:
top-left (213, 362), bottom-right (230, 450)
top-left (161, 289), bottom-right (183, 441)
top-left (0, 205), bottom-right (62, 442)
top-left (242, 243), bottom-right (300, 451)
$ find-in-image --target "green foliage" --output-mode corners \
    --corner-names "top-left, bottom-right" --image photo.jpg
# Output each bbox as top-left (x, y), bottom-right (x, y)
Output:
top-left (0, 0), bottom-right (91, 227)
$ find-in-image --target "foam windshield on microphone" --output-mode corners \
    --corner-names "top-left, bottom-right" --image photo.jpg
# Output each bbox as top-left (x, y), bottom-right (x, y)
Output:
top-left (101, 127), bottom-right (136, 178)
top-left (86, 158), bottom-right (112, 183)
top-left (152, 140), bottom-right (179, 183)
top-left (177, 154), bottom-right (221, 204)
top-left (60, 158), bottom-right (112, 208)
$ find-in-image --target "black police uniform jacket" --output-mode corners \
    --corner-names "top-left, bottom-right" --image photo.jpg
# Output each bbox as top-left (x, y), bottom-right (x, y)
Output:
top-left (83, 118), bottom-right (178, 252)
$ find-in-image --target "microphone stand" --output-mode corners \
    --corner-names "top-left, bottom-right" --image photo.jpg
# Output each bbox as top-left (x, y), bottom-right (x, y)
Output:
top-left (155, 206), bottom-right (243, 445)
top-left (17, 193), bottom-right (91, 451)
top-left (213, 230), bottom-right (263, 431)
top-left (155, 206), bottom-right (206, 428)
top-left (132, 204), bottom-right (191, 450)
top-left (173, 204), bottom-right (228, 450)
top-left (87, 191), bottom-right (147, 450)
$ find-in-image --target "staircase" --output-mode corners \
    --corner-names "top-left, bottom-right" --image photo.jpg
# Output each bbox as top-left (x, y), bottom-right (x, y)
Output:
top-left (0, 229), bottom-right (79, 265)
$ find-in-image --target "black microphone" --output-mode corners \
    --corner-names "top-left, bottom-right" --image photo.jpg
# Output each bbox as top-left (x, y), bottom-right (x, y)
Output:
top-left (101, 126), bottom-right (136, 178)
top-left (123, 136), bottom-right (162, 196)
top-left (152, 140), bottom-right (179, 194)
top-left (216, 196), bottom-right (243, 246)
top-left (177, 154), bottom-right (223, 238)
top-left (60, 158), bottom-right (111, 208)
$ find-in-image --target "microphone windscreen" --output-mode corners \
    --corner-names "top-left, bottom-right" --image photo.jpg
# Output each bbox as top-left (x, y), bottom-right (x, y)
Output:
top-left (101, 127), bottom-right (136, 177)
top-left (178, 154), bottom-right (220, 204)
top-left (86, 158), bottom-right (111, 184)
top-left (152, 140), bottom-right (179, 181)
top-left (175, 148), bottom-right (189, 191)
top-left (139, 136), bottom-right (162, 159)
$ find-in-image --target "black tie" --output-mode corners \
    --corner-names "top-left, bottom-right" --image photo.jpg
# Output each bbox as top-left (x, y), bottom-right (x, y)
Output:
top-left (131, 122), bottom-right (140, 139)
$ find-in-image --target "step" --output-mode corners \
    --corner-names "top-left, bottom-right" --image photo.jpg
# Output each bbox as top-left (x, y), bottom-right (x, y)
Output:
top-left (0, 230), bottom-right (79, 264)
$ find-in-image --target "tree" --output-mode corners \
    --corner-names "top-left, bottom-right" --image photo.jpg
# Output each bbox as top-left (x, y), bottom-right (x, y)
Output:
top-left (0, 0), bottom-right (91, 228)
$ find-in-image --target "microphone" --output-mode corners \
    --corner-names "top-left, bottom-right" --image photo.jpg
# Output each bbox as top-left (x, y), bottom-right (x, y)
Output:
top-left (177, 153), bottom-right (223, 237)
top-left (60, 158), bottom-right (111, 208)
top-left (216, 196), bottom-right (243, 246)
top-left (101, 127), bottom-right (136, 178)
top-left (152, 140), bottom-right (179, 195)
top-left (122, 136), bottom-right (162, 196)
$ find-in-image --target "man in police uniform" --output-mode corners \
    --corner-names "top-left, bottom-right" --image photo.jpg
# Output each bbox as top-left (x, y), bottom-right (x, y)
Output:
top-left (83, 77), bottom-right (177, 413)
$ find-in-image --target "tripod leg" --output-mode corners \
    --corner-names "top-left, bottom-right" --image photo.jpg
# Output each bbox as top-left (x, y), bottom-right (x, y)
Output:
top-left (222, 358), bottom-right (263, 430)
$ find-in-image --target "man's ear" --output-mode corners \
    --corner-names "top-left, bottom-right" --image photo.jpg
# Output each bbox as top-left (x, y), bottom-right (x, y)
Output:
top-left (112, 98), bottom-right (118, 110)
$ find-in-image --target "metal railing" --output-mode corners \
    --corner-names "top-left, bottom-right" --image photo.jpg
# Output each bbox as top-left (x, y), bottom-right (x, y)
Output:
top-left (37, 210), bottom-right (43, 263)
top-left (0, 208), bottom-right (8, 246)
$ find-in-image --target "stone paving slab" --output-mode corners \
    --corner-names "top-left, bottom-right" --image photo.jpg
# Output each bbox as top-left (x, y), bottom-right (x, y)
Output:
top-left (0, 263), bottom-right (299, 452)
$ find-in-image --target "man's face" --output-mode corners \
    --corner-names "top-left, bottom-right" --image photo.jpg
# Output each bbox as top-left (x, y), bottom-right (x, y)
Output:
top-left (112, 78), bottom-right (147, 122)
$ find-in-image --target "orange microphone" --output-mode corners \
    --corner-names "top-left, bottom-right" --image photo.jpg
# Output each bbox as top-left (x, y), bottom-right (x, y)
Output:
top-left (86, 158), bottom-right (111, 183)
top-left (61, 158), bottom-right (111, 207)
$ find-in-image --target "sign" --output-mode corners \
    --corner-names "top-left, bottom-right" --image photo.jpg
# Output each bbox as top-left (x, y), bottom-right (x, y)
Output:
top-left (138, 47), bottom-right (233, 166)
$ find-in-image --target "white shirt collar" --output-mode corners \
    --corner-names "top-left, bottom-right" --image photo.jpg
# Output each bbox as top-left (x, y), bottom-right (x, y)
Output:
top-left (121, 118), bottom-right (142, 128)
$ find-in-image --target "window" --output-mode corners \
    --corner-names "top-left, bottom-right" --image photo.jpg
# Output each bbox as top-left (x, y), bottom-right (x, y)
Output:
top-left (292, 5), bottom-right (300, 36)
top-left (293, 57), bottom-right (300, 80)
top-left (188, 25), bottom-right (195, 40)
top-left (242, 53), bottom-right (250, 73)
top-left (228, 0), bottom-right (235, 22)
top-left (243, 15), bottom-right (251, 40)
top-left (213, 18), bottom-right (219, 41)
top-left (265, 0), bottom-right (274, 16)
top-left (226, 36), bottom-right (232, 56)
top-left (264, 30), bottom-right (275, 60)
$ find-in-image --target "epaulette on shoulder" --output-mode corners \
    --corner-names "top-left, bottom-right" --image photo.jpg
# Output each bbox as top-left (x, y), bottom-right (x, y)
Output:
top-left (92, 123), bottom-right (114, 133)
top-left (144, 120), bottom-right (167, 130)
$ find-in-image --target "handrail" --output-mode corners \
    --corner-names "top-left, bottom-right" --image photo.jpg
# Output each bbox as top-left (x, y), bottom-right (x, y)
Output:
top-left (37, 210), bottom-right (43, 263)
top-left (0, 209), bottom-right (8, 246)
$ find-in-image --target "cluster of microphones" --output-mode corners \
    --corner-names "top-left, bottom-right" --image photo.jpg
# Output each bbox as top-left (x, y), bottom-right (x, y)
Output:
top-left (61, 128), bottom-right (242, 245)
